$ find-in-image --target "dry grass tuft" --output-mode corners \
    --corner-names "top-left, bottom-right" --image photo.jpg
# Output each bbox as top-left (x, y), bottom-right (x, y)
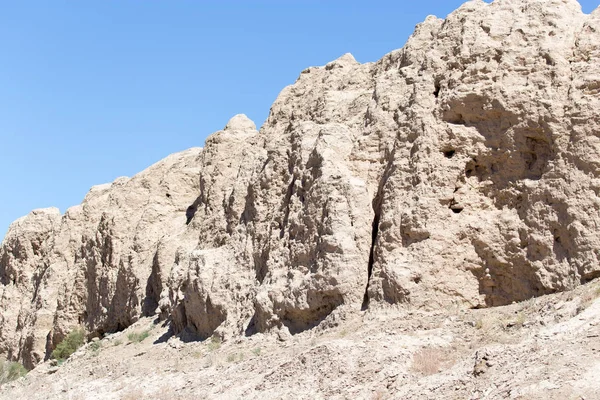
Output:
top-left (371, 389), bottom-right (389, 400)
top-left (577, 284), bottom-right (600, 313)
top-left (207, 336), bottom-right (221, 352)
top-left (411, 347), bottom-right (444, 376)
top-left (121, 389), bottom-right (145, 400)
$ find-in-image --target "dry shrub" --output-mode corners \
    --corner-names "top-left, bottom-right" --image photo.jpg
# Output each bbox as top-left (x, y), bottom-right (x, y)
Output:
top-left (0, 360), bottom-right (28, 384)
top-left (577, 286), bottom-right (600, 313)
top-left (473, 313), bottom-right (518, 344)
top-left (412, 347), bottom-right (443, 375)
top-left (121, 389), bottom-right (145, 400)
top-left (372, 389), bottom-right (389, 400)
top-left (154, 385), bottom-right (181, 400)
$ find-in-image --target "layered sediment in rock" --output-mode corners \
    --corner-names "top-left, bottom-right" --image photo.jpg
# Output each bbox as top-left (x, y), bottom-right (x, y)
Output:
top-left (1, 0), bottom-right (599, 368)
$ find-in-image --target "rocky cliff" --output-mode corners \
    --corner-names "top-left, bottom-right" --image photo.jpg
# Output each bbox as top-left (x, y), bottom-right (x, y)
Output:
top-left (1, 0), bottom-right (599, 369)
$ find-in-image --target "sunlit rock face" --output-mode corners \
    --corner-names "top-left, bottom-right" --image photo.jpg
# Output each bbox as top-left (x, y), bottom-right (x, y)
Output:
top-left (2, 0), bottom-right (600, 369)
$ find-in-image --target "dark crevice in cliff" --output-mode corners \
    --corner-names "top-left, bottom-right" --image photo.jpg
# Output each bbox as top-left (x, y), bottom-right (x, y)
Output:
top-left (279, 176), bottom-right (297, 239)
top-left (31, 263), bottom-right (51, 303)
top-left (185, 202), bottom-right (198, 225)
top-left (362, 147), bottom-right (396, 311)
top-left (142, 250), bottom-right (162, 317)
top-left (361, 206), bottom-right (382, 311)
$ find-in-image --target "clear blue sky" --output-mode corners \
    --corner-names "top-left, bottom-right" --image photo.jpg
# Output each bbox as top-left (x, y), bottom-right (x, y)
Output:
top-left (1, 1), bottom-right (598, 241)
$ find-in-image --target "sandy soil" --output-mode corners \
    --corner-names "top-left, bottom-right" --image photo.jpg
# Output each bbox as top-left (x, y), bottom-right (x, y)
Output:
top-left (2, 279), bottom-right (599, 400)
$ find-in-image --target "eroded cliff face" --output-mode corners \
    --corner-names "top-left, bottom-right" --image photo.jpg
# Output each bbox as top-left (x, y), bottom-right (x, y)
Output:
top-left (0, 149), bottom-right (203, 368)
top-left (1, 0), bottom-right (599, 368)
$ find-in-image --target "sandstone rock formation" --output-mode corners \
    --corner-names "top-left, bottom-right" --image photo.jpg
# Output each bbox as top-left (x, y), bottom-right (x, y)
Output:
top-left (1, 0), bottom-right (599, 369)
top-left (0, 149), bottom-right (203, 368)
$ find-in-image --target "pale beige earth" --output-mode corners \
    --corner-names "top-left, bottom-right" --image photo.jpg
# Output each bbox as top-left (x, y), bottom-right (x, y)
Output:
top-left (2, 0), bottom-right (600, 398)
top-left (1, 280), bottom-right (599, 399)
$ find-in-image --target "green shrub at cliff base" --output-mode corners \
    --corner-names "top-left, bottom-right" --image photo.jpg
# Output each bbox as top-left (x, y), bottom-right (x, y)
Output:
top-left (127, 330), bottom-right (150, 343)
top-left (0, 360), bottom-right (28, 385)
top-left (51, 329), bottom-right (85, 361)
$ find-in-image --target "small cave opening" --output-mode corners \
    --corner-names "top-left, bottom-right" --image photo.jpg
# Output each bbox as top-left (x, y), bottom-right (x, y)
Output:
top-left (186, 204), bottom-right (197, 225)
top-left (433, 81), bottom-right (441, 98)
top-left (166, 193), bottom-right (171, 198)
top-left (443, 149), bottom-right (456, 159)
top-left (464, 158), bottom-right (486, 179)
top-left (493, 50), bottom-right (503, 63)
top-left (449, 199), bottom-right (464, 214)
top-left (78, 311), bottom-right (88, 325)
top-left (542, 53), bottom-right (555, 66)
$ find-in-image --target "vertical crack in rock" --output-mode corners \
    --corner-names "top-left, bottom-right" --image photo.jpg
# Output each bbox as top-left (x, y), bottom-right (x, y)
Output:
top-left (31, 262), bottom-right (50, 302)
top-left (142, 249), bottom-right (161, 317)
top-left (361, 199), bottom-right (382, 311)
top-left (362, 147), bottom-right (396, 311)
top-left (279, 176), bottom-right (297, 239)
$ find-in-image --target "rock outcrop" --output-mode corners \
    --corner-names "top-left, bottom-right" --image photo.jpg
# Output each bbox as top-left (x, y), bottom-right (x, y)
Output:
top-left (1, 0), bottom-right (599, 368)
top-left (0, 149), bottom-right (203, 368)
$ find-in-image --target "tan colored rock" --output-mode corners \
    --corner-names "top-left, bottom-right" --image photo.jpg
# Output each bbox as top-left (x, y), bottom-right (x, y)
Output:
top-left (0, 148), bottom-right (202, 368)
top-left (1, 0), bottom-right (600, 370)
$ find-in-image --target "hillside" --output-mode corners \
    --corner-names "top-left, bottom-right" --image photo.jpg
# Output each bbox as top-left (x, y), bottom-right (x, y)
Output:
top-left (2, 281), bottom-right (599, 399)
top-left (1, 0), bottom-right (600, 398)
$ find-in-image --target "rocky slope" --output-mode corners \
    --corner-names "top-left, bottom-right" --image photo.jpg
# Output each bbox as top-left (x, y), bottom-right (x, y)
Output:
top-left (2, 279), bottom-right (600, 399)
top-left (1, 0), bottom-right (600, 376)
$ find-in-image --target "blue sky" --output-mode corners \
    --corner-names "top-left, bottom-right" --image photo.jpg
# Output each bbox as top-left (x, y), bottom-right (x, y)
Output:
top-left (1, 1), bottom-right (598, 241)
